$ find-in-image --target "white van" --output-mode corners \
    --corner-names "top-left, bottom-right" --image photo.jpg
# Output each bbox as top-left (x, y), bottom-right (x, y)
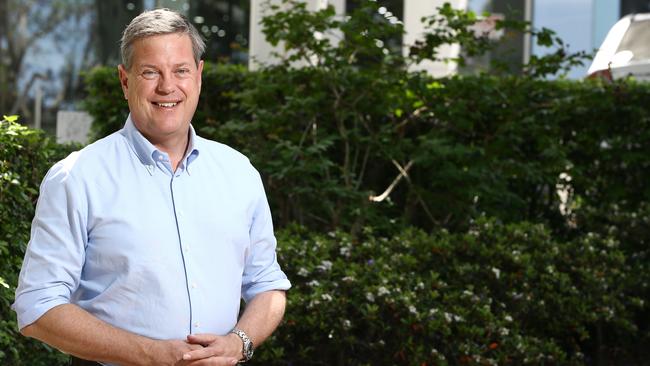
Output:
top-left (588, 13), bottom-right (650, 81)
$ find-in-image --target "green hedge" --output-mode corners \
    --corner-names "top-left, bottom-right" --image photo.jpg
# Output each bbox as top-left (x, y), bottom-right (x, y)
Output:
top-left (1, 115), bottom-right (649, 364)
top-left (84, 65), bottom-right (650, 230)
top-left (255, 221), bottom-right (639, 365)
top-left (0, 116), bottom-right (75, 365)
top-left (83, 65), bottom-right (650, 364)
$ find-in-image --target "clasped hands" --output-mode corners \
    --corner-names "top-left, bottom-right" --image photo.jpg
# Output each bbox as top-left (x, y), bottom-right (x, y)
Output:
top-left (165, 333), bottom-right (243, 366)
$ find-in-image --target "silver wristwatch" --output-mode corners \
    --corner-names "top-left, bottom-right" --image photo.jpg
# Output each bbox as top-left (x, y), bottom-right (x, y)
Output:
top-left (230, 328), bottom-right (254, 362)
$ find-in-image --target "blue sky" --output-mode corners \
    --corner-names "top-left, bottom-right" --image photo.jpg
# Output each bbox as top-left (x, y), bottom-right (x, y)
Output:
top-left (533, 0), bottom-right (593, 78)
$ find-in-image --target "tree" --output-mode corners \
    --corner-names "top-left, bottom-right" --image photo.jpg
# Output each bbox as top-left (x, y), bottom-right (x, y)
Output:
top-left (0, 0), bottom-right (92, 124)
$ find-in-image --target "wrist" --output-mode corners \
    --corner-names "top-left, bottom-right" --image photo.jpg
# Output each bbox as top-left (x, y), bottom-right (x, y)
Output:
top-left (227, 332), bottom-right (244, 360)
top-left (229, 328), bottom-right (254, 363)
top-left (138, 338), bottom-right (160, 366)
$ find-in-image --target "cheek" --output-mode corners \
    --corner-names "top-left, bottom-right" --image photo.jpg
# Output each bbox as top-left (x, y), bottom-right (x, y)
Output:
top-left (180, 80), bottom-right (201, 98)
top-left (131, 85), bottom-right (152, 102)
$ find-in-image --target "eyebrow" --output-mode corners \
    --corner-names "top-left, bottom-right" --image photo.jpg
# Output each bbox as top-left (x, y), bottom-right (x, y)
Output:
top-left (138, 64), bottom-right (159, 70)
top-left (137, 63), bottom-right (192, 69)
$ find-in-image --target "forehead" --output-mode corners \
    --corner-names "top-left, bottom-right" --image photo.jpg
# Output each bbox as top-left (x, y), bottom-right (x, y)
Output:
top-left (131, 33), bottom-right (194, 64)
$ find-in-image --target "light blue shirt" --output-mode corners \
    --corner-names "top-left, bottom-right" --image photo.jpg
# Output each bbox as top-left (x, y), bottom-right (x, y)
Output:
top-left (13, 116), bottom-right (291, 344)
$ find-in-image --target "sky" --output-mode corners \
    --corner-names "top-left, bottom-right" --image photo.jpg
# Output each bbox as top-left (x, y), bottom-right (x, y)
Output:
top-left (532, 0), bottom-right (617, 79)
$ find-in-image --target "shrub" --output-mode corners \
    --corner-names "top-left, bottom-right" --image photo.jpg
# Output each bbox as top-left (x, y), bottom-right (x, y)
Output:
top-left (255, 220), bottom-right (639, 365)
top-left (0, 115), bottom-right (74, 365)
top-left (82, 66), bottom-right (127, 142)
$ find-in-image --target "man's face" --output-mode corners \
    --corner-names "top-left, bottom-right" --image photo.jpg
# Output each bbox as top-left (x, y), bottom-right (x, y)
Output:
top-left (118, 33), bottom-right (203, 145)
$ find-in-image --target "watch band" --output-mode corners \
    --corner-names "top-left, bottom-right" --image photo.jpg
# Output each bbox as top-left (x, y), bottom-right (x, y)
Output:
top-left (230, 328), bottom-right (254, 362)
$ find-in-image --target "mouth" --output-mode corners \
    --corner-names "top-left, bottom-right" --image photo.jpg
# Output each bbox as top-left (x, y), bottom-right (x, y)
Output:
top-left (152, 101), bottom-right (181, 109)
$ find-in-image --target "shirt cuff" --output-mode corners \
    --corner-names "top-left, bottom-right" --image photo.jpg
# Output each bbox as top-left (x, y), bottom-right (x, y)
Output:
top-left (12, 290), bottom-right (70, 330)
top-left (242, 279), bottom-right (292, 303)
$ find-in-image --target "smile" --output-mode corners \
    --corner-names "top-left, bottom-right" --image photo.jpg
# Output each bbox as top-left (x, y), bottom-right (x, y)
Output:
top-left (153, 101), bottom-right (179, 108)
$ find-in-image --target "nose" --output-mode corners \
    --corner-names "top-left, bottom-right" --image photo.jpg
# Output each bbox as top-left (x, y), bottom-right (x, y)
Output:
top-left (156, 72), bottom-right (175, 94)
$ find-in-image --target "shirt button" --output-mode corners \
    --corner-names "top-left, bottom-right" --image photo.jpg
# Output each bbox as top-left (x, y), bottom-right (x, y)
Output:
top-left (194, 322), bottom-right (200, 328)
top-left (191, 283), bottom-right (197, 289)
top-left (158, 155), bottom-right (164, 160)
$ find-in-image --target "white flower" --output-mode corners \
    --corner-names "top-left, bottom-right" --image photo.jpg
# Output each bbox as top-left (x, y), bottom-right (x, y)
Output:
top-left (342, 276), bottom-right (356, 282)
top-left (491, 267), bottom-right (501, 279)
top-left (339, 246), bottom-right (351, 256)
top-left (377, 286), bottom-right (390, 296)
top-left (307, 280), bottom-right (320, 287)
top-left (546, 265), bottom-right (555, 274)
top-left (308, 299), bottom-right (320, 308)
top-left (366, 292), bottom-right (375, 302)
top-left (504, 315), bottom-right (513, 322)
top-left (317, 260), bottom-right (333, 271)
top-left (409, 305), bottom-right (418, 315)
top-left (297, 267), bottom-right (309, 277)
top-left (321, 294), bottom-right (333, 301)
top-left (342, 319), bottom-right (351, 329)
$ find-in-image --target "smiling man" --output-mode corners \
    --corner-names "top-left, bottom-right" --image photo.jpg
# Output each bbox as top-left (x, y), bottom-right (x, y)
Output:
top-left (12, 8), bottom-right (290, 366)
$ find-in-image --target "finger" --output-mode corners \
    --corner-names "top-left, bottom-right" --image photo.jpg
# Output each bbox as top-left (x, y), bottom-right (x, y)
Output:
top-left (188, 343), bottom-right (204, 351)
top-left (186, 356), bottom-right (239, 365)
top-left (183, 345), bottom-right (229, 361)
top-left (187, 333), bottom-right (219, 345)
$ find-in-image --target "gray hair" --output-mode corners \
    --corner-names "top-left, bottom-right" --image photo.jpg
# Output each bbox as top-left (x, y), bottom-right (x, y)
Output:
top-left (120, 8), bottom-right (205, 70)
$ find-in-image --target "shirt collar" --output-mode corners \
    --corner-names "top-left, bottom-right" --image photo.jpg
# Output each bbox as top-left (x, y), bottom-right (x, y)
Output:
top-left (120, 115), bottom-right (200, 174)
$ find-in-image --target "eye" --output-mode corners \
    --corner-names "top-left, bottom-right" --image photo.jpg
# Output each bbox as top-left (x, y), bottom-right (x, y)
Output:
top-left (175, 68), bottom-right (190, 77)
top-left (141, 70), bottom-right (159, 80)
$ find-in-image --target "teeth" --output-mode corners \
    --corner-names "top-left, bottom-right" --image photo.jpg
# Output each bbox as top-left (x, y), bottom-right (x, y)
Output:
top-left (156, 102), bottom-right (177, 107)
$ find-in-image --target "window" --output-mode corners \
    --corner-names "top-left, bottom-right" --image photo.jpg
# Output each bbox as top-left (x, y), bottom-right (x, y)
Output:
top-left (621, 0), bottom-right (650, 16)
top-left (346, 0), bottom-right (404, 55)
top-left (189, 0), bottom-right (250, 64)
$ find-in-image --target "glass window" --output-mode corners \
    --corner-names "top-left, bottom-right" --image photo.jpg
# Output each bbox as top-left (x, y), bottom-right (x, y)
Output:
top-left (462, 0), bottom-right (526, 75)
top-left (189, 0), bottom-right (250, 64)
top-left (621, 0), bottom-right (650, 16)
top-left (346, 0), bottom-right (404, 55)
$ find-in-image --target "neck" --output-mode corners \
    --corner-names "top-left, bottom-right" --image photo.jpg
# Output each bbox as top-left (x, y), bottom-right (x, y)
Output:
top-left (149, 131), bottom-right (190, 172)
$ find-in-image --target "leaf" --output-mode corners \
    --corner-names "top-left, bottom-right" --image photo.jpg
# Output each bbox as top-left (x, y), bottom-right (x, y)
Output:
top-left (2, 115), bottom-right (18, 123)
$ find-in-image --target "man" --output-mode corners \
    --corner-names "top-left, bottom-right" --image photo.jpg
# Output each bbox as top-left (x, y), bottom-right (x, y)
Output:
top-left (12, 8), bottom-right (290, 366)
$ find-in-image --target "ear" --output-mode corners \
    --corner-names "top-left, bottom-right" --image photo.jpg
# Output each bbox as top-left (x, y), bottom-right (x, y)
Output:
top-left (117, 64), bottom-right (129, 100)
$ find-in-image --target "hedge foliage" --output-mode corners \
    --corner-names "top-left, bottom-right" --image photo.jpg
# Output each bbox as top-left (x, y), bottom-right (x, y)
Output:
top-left (0, 116), bottom-right (74, 365)
top-left (1, 114), bottom-right (646, 364)
top-left (256, 221), bottom-right (638, 365)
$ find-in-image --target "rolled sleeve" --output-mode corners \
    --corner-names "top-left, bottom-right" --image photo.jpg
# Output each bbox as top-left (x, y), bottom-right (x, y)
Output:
top-left (12, 160), bottom-right (87, 330)
top-left (241, 175), bottom-right (291, 303)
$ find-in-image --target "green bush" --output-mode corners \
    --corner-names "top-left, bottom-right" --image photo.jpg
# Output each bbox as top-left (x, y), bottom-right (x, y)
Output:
top-left (253, 220), bottom-right (639, 365)
top-left (0, 115), bottom-right (74, 365)
top-left (83, 63), bottom-right (650, 243)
